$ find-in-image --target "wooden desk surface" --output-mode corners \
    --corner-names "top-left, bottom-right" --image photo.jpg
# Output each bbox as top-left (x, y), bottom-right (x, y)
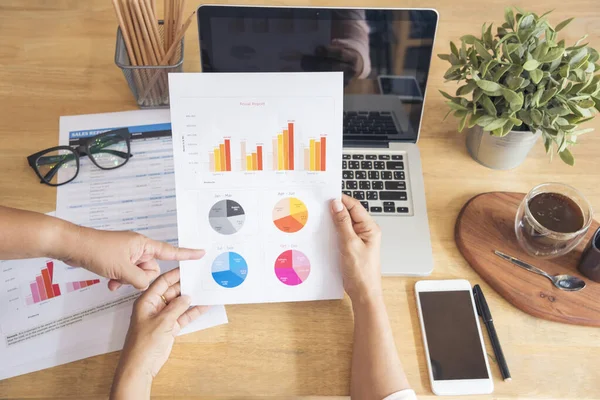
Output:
top-left (1, 0), bottom-right (600, 398)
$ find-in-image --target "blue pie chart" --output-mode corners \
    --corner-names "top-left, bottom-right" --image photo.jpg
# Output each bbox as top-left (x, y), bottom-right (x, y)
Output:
top-left (211, 252), bottom-right (248, 288)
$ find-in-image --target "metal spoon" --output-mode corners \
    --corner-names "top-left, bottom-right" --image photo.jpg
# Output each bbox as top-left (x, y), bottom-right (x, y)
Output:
top-left (494, 250), bottom-right (586, 292)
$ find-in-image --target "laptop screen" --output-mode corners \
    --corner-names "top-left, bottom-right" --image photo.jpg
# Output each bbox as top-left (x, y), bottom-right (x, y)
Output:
top-left (198, 7), bottom-right (438, 142)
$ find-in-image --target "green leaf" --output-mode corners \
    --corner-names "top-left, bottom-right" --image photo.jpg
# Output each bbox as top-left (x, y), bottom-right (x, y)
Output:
top-left (560, 64), bottom-right (570, 78)
top-left (539, 47), bottom-right (565, 63)
top-left (523, 59), bottom-right (540, 71)
top-left (547, 106), bottom-right (571, 116)
top-left (502, 88), bottom-right (524, 111)
top-left (559, 148), bottom-right (575, 165)
top-left (532, 87), bottom-right (544, 107)
top-left (483, 117), bottom-right (509, 131)
top-left (501, 122), bottom-right (515, 136)
top-left (475, 115), bottom-right (497, 127)
top-left (458, 114), bottom-right (468, 132)
top-left (481, 95), bottom-right (497, 116)
top-left (531, 109), bottom-right (543, 125)
top-left (544, 136), bottom-right (552, 153)
top-left (439, 90), bottom-right (458, 101)
top-left (460, 35), bottom-right (478, 45)
top-left (572, 54), bottom-right (590, 71)
top-left (519, 14), bottom-right (535, 30)
top-left (569, 48), bottom-right (588, 66)
top-left (484, 24), bottom-right (494, 48)
top-left (492, 64), bottom-right (512, 81)
top-left (579, 99), bottom-right (596, 108)
top-left (504, 7), bottom-right (515, 28)
top-left (460, 41), bottom-right (468, 61)
top-left (474, 41), bottom-right (493, 62)
top-left (476, 80), bottom-right (502, 92)
top-left (472, 88), bottom-right (484, 103)
top-left (450, 41), bottom-right (459, 57)
top-left (572, 128), bottom-right (595, 136)
top-left (447, 101), bottom-right (469, 111)
top-left (468, 112), bottom-right (484, 128)
top-left (539, 88), bottom-right (559, 106)
top-left (509, 116), bottom-right (523, 126)
top-left (555, 17), bottom-right (574, 32)
top-left (506, 75), bottom-right (525, 90)
top-left (437, 54), bottom-right (452, 62)
top-left (456, 81), bottom-right (477, 96)
top-left (444, 65), bottom-right (463, 79)
top-left (529, 69), bottom-right (543, 84)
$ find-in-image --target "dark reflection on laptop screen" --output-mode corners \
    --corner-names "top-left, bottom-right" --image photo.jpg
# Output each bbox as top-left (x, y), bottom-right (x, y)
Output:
top-left (199, 8), bottom-right (438, 140)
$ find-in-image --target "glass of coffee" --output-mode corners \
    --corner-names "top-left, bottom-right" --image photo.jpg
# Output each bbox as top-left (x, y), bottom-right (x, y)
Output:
top-left (515, 183), bottom-right (593, 258)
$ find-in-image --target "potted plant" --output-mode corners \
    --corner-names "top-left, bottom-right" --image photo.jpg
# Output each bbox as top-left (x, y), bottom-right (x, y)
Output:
top-left (439, 7), bottom-right (599, 169)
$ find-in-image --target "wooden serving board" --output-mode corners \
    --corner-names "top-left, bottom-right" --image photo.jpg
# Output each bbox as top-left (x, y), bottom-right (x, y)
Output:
top-left (455, 192), bottom-right (600, 327)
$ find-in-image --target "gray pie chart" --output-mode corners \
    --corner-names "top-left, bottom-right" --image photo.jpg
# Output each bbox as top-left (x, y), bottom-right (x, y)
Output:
top-left (208, 200), bottom-right (246, 235)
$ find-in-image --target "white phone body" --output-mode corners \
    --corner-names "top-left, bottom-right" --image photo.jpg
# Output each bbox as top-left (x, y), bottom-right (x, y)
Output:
top-left (415, 279), bottom-right (494, 396)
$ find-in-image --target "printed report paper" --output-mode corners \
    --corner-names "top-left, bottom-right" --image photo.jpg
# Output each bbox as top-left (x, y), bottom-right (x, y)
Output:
top-left (169, 72), bottom-right (344, 305)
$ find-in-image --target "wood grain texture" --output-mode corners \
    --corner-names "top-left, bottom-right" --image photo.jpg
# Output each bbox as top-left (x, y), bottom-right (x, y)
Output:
top-left (456, 192), bottom-right (600, 326)
top-left (1, 0), bottom-right (600, 399)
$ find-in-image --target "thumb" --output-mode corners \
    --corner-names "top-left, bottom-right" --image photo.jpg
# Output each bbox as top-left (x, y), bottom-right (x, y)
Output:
top-left (331, 198), bottom-right (356, 240)
top-left (120, 264), bottom-right (151, 290)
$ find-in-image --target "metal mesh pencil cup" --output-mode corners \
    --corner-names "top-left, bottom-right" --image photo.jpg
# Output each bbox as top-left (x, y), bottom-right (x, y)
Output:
top-left (115, 21), bottom-right (183, 108)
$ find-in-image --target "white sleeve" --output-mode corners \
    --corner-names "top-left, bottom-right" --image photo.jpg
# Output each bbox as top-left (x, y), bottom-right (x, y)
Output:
top-left (382, 389), bottom-right (418, 400)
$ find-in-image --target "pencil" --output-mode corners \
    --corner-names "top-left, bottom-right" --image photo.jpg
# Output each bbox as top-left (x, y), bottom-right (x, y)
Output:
top-left (139, 10), bottom-right (195, 102)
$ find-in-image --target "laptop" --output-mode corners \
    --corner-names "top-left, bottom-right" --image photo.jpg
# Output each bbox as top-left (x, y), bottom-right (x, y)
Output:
top-left (197, 6), bottom-right (437, 276)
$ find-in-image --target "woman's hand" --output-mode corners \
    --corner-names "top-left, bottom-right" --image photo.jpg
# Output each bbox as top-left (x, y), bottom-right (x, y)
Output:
top-left (330, 195), bottom-right (383, 303)
top-left (60, 227), bottom-right (205, 291)
top-left (110, 267), bottom-right (207, 400)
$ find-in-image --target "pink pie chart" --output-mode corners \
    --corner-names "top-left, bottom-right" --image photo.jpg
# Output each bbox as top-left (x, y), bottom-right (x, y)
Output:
top-left (274, 250), bottom-right (311, 286)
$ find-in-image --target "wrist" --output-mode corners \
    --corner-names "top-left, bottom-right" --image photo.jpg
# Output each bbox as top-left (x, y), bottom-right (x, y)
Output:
top-left (111, 358), bottom-right (153, 400)
top-left (43, 216), bottom-right (82, 262)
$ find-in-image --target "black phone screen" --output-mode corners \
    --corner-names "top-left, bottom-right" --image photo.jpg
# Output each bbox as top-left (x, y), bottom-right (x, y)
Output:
top-left (419, 290), bottom-right (489, 381)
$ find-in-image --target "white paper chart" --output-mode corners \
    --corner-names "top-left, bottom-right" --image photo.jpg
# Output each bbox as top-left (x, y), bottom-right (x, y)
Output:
top-left (169, 72), bottom-right (344, 305)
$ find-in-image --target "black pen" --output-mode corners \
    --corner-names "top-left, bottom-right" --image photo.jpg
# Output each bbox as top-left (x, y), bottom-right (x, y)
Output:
top-left (473, 284), bottom-right (511, 382)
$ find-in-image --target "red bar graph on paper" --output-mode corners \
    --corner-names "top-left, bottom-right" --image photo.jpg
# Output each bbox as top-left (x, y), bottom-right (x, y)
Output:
top-left (320, 136), bottom-right (327, 171)
top-left (25, 260), bottom-right (63, 305)
top-left (66, 279), bottom-right (101, 293)
top-left (257, 145), bottom-right (263, 171)
top-left (288, 122), bottom-right (294, 170)
top-left (224, 139), bottom-right (232, 171)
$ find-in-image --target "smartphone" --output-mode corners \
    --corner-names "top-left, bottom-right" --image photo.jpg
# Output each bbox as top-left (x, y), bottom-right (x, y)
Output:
top-left (377, 75), bottom-right (424, 102)
top-left (415, 279), bottom-right (494, 396)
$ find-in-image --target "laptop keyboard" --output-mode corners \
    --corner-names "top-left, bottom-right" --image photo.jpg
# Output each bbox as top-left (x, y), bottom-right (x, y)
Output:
top-left (343, 111), bottom-right (399, 137)
top-left (342, 153), bottom-right (411, 215)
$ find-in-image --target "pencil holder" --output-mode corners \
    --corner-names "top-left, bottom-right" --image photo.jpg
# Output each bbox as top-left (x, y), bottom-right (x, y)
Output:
top-left (115, 21), bottom-right (184, 108)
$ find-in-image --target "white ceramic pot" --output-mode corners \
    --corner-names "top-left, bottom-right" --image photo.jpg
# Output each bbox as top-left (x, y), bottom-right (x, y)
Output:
top-left (466, 126), bottom-right (541, 170)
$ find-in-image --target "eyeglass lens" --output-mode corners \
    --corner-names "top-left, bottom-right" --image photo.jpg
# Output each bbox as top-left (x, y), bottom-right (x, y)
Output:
top-left (35, 149), bottom-right (78, 185)
top-left (88, 132), bottom-right (130, 169)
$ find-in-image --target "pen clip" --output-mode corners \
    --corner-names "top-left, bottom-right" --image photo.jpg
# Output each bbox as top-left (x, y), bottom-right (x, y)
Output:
top-left (473, 286), bottom-right (484, 318)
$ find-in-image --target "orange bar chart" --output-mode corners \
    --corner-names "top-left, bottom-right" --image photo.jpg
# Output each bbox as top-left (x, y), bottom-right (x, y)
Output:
top-left (274, 121), bottom-right (296, 171)
top-left (306, 136), bottom-right (327, 171)
top-left (243, 142), bottom-right (264, 171)
top-left (209, 138), bottom-right (232, 172)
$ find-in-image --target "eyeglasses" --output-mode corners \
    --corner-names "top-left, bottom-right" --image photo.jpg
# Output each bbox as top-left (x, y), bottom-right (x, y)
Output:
top-left (27, 128), bottom-right (132, 186)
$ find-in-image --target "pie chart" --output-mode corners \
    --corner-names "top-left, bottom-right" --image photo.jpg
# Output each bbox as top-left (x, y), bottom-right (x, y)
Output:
top-left (209, 200), bottom-right (245, 235)
top-left (211, 252), bottom-right (248, 288)
top-left (274, 250), bottom-right (311, 286)
top-left (272, 197), bottom-right (308, 233)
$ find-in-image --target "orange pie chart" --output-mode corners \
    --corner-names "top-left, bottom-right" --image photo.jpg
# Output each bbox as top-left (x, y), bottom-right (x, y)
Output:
top-left (272, 197), bottom-right (309, 233)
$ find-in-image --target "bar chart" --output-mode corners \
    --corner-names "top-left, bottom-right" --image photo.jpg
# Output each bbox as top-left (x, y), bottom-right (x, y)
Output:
top-left (305, 136), bottom-right (327, 172)
top-left (66, 279), bottom-right (101, 293)
top-left (273, 122), bottom-right (296, 171)
top-left (209, 138), bottom-right (232, 172)
top-left (241, 141), bottom-right (264, 171)
top-left (25, 261), bottom-right (62, 305)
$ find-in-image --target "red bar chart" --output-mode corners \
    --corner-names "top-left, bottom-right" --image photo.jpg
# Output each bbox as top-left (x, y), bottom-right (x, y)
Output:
top-left (66, 279), bottom-right (101, 293)
top-left (25, 261), bottom-right (62, 305)
top-left (209, 138), bottom-right (232, 172)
